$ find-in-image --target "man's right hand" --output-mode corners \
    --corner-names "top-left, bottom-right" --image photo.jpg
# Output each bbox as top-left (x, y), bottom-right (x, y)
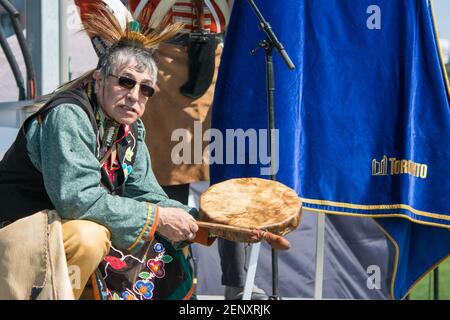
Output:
top-left (156, 207), bottom-right (199, 242)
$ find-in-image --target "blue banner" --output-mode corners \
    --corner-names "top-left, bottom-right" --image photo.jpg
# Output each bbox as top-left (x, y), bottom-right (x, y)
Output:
top-left (211, 0), bottom-right (450, 299)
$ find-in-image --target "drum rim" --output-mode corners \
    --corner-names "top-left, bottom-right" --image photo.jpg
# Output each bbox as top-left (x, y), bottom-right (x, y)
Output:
top-left (199, 177), bottom-right (303, 241)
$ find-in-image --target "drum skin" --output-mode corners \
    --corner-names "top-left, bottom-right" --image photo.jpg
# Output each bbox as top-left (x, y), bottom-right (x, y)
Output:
top-left (199, 178), bottom-right (302, 242)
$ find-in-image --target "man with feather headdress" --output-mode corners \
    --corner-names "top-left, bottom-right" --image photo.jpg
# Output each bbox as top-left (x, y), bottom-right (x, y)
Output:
top-left (0, 2), bottom-right (213, 300)
top-left (76, 0), bottom-right (263, 301)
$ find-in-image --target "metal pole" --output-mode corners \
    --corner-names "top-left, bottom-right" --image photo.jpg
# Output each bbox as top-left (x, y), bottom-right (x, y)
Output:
top-left (314, 213), bottom-right (325, 299)
top-left (246, 0), bottom-right (295, 70)
top-left (265, 45), bottom-right (281, 300)
top-left (59, 0), bottom-right (69, 85)
top-left (434, 267), bottom-right (439, 300)
top-left (26, 0), bottom-right (61, 96)
top-left (0, 20), bottom-right (26, 100)
top-left (245, 0), bottom-right (295, 301)
top-left (0, 0), bottom-right (35, 99)
top-left (242, 243), bottom-right (261, 300)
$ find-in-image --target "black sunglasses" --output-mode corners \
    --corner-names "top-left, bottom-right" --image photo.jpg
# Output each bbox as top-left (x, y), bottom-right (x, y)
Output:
top-left (109, 74), bottom-right (155, 98)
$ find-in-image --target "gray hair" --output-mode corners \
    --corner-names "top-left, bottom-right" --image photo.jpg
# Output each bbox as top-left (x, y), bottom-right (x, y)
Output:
top-left (97, 46), bottom-right (157, 87)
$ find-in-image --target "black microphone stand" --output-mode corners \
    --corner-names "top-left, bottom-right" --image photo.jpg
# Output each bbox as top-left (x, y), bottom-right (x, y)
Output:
top-left (247, 0), bottom-right (295, 300)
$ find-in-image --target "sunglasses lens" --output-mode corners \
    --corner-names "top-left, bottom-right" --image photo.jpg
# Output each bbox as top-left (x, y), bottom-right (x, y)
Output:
top-left (118, 76), bottom-right (136, 89)
top-left (115, 75), bottom-right (154, 98)
top-left (140, 85), bottom-right (155, 98)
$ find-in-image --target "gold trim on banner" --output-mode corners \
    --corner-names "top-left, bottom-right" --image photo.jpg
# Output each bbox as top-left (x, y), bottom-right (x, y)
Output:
top-left (298, 0), bottom-right (450, 301)
top-left (303, 207), bottom-right (450, 229)
top-left (373, 220), bottom-right (450, 300)
top-left (301, 198), bottom-right (450, 223)
top-left (371, 222), bottom-right (399, 299)
top-left (305, 207), bottom-right (450, 299)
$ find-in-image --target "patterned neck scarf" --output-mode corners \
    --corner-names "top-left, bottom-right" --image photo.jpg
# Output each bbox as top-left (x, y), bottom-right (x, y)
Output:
top-left (87, 80), bottom-right (130, 183)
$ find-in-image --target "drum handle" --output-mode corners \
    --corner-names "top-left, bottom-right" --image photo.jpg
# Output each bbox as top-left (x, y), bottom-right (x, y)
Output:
top-left (196, 221), bottom-right (258, 235)
top-left (195, 221), bottom-right (291, 251)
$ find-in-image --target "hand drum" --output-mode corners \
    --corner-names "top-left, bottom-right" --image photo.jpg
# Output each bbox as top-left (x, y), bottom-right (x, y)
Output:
top-left (198, 178), bottom-right (302, 249)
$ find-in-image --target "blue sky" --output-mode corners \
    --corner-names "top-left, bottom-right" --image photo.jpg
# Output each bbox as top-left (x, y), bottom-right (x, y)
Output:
top-left (433, 0), bottom-right (450, 40)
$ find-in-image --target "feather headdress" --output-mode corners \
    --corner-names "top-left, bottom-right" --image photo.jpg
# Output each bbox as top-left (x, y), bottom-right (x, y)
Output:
top-left (77, 0), bottom-right (182, 55)
top-left (45, 1), bottom-right (182, 99)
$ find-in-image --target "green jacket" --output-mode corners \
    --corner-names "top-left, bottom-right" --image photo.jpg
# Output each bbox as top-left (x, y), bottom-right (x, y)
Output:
top-left (25, 103), bottom-right (198, 252)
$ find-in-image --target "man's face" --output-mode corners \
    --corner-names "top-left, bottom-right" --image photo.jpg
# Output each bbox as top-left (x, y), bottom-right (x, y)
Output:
top-left (94, 62), bottom-right (153, 125)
